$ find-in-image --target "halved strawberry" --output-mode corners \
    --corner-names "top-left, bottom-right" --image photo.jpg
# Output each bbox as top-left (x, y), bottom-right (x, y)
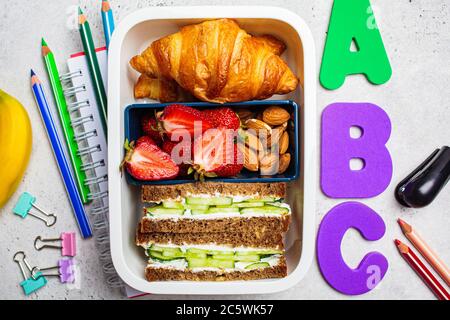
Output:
top-left (159, 104), bottom-right (214, 139)
top-left (202, 107), bottom-right (240, 130)
top-left (192, 127), bottom-right (243, 180)
top-left (162, 140), bottom-right (192, 177)
top-left (213, 143), bottom-right (244, 177)
top-left (141, 113), bottom-right (163, 145)
top-left (121, 136), bottom-right (179, 181)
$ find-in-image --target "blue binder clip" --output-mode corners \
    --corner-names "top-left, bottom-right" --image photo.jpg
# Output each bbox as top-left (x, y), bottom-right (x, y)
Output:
top-left (13, 251), bottom-right (47, 296)
top-left (13, 192), bottom-right (57, 226)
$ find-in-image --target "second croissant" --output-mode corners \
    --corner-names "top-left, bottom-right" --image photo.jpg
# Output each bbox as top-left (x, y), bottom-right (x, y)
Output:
top-left (130, 19), bottom-right (299, 103)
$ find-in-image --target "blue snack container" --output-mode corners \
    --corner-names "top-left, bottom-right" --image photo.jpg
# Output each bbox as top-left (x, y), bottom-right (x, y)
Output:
top-left (124, 100), bottom-right (300, 185)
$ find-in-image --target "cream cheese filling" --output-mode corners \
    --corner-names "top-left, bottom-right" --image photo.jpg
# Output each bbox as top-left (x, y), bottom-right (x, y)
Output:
top-left (145, 203), bottom-right (291, 220)
top-left (147, 254), bottom-right (282, 272)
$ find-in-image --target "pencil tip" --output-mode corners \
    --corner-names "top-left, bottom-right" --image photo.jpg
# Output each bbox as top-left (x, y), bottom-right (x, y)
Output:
top-left (397, 218), bottom-right (412, 233)
top-left (41, 38), bottom-right (47, 47)
top-left (394, 239), bottom-right (401, 246)
top-left (30, 69), bottom-right (35, 77)
top-left (78, 7), bottom-right (83, 14)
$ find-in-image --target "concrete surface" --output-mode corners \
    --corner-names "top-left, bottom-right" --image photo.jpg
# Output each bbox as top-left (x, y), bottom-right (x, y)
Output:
top-left (0, 0), bottom-right (449, 300)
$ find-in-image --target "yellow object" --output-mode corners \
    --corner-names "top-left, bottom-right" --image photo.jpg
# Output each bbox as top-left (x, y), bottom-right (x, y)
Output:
top-left (0, 89), bottom-right (32, 208)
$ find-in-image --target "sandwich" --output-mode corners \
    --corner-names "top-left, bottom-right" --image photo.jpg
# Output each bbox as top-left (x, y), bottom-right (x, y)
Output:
top-left (136, 182), bottom-right (291, 281)
top-left (136, 231), bottom-right (287, 282)
top-left (139, 182), bottom-right (291, 234)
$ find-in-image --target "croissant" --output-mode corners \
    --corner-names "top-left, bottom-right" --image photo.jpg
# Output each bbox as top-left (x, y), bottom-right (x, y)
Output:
top-left (130, 19), bottom-right (299, 103)
top-left (134, 74), bottom-right (194, 102)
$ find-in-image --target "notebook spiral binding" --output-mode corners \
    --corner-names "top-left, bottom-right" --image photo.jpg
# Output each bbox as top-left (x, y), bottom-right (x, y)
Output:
top-left (60, 70), bottom-right (124, 289)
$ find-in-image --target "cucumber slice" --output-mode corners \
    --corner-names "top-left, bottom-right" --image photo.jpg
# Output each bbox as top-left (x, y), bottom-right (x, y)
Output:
top-left (235, 251), bottom-right (258, 256)
top-left (162, 201), bottom-right (184, 209)
top-left (187, 257), bottom-right (208, 268)
top-left (162, 247), bottom-right (184, 258)
top-left (217, 202), bottom-right (265, 208)
top-left (191, 209), bottom-right (209, 215)
top-left (149, 245), bottom-right (165, 252)
top-left (236, 202), bottom-right (265, 208)
top-left (146, 206), bottom-right (185, 216)
top-left (149, 250), bottom-right (180, 261)
top-left (186, 248), bottom-right (209, 254)
top-left (245, 262), bottom-right (270, 270)
top-left (208, 258), bottom-right (235, 269)
top-left (207, 207), bottom-right (240, 213)
top-left (213, 254), bottom-right (237, 260)
top-left (186, 197), bottom-right (232, 206)
top-left (186, 252), bottom-right (207, 259)
top-left (240, 206), bottom-right (289, 215)
top-left (184, 204), bottom-right (209, 210)
top-left (208, 250), bottom-right (234, 256)
top-left (234, 254), bottom-right (260, 262)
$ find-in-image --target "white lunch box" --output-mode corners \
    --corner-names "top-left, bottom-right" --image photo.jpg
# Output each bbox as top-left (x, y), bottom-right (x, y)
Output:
top-left (108, 5), bottom-right (317, 295)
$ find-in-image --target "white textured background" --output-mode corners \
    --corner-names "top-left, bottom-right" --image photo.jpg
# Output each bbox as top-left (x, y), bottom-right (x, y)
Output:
top-left (0, 0), bottom-right (449, 300)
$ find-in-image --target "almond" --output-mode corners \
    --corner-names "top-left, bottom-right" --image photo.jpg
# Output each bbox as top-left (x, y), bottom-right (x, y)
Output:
top-left (263, 106), bottom-right (290, 126)
top-left (245, 119), bottom-right (272, 135)
top-left (236, 109), bottom-right (254, 122)
top-left (279, 131), bottom-right (289, 154)
top-left (245, 130), bottom-right (264, 152)
top-left (260, 152), bottom-right (279, 175)
top-left (278, 153), bottom-right (291, 174)
top-left (238, 143), bottom-right (259, 172)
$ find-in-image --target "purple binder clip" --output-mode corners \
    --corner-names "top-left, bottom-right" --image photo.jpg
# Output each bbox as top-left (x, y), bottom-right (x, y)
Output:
top-left (31, 259), bottom-right (76, 283)
top-left (34, 232), bottom-right (76, 257)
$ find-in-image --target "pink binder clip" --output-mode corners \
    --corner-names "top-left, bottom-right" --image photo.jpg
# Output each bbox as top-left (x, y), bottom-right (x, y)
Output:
top-left (31, 259), bottom-right (76, 283)
top-left (34, 232), bottom-right (76, 257)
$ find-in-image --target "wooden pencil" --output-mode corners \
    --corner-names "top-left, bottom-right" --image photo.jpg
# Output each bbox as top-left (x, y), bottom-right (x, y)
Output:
top-left (78, 7), bottom-right (108, 137)
top-left (395, 239), bottom-right (450, 300)
top-left (101, 0), bottom-right (115, 48)
top-left (31, 70), bottom-right (92, 239)
top-left (398, 218), bottom-right (450, 286)
top-left (41, 38), bottom-right (91, 204)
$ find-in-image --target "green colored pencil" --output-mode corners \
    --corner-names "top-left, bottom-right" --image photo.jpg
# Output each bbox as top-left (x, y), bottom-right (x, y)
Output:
top-left (78, 8), bottom-right (108, 138)
top-left (41, 38), bottom-right (91, 204)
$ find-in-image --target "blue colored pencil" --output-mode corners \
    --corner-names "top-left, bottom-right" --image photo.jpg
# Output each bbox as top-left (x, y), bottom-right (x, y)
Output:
top-left (31, 70), bottom-right (92, 239)
top-left (101, 0), bottom-right (115, 48)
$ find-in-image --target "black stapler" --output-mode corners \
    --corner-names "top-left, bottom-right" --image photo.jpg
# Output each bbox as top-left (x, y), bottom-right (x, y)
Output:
top-left (395, 146), bottom-right (450, 208)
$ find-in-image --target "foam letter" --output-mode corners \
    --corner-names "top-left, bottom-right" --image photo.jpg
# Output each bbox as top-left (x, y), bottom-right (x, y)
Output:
top-left (317, 202), bottom-right (388, 295)
top-left (320, 0), bottom-right (392, 90)
top-left (321, 102), bottom-right (392, 198)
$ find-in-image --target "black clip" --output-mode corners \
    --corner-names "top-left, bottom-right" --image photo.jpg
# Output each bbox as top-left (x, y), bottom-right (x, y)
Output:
top-left (395, 146), bottom-right (450, 208)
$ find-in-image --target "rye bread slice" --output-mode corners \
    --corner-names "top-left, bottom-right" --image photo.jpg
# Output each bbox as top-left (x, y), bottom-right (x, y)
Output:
top-left (145, 257), bottom-right (287, 281)
top-left (141, 182), bottom-right (287, 202)
top-left (140, 214), bottom-right (291, 234)
top-left (136, 227), bottom-right (284, 249)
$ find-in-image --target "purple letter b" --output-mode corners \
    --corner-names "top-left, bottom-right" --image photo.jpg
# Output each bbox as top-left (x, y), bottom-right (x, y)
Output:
top-left (321, 102), bottom-right (392, 198)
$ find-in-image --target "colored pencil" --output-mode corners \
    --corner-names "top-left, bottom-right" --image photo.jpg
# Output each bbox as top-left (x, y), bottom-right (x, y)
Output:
top-left (398, 218), bottom-right (450, 286)
top-left (31, 70), bottom-right (92, 239)
top-left (101, 0), bottom-right (115, 48)
top-left (78, 7), bottom-right (108, 137)
top-left (395, 239), bottom-right (450, 300)
top-left (41, 38), bottom-right (91, 204)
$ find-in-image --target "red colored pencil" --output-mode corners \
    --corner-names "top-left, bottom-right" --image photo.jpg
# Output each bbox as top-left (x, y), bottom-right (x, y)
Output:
top-left (395, 239), bottom-right (450, 300)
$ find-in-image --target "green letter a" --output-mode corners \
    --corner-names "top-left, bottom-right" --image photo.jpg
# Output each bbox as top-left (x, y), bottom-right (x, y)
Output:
top-left (320, 0), bottom-right (392, 90)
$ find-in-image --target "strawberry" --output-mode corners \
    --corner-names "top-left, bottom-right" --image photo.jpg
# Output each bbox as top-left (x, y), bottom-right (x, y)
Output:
top-left (121, 136), bottom-right (179, 181)
top-left (141, 114), bottom-right (163, 145)
top-left (162, 140), bottom-right (192, 177)
top-left (192, 127), bottom-right (243, 180)
top-left (159, 104), bottom-right (214, 139)
top-left (202, 107), bottom-right (240, 130)
top-left (213, 143), bottom-right (244, 177)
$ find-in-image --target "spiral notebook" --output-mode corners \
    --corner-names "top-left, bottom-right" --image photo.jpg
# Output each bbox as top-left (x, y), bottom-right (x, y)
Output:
top-left (62, 47), bottom-right (124, 289)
